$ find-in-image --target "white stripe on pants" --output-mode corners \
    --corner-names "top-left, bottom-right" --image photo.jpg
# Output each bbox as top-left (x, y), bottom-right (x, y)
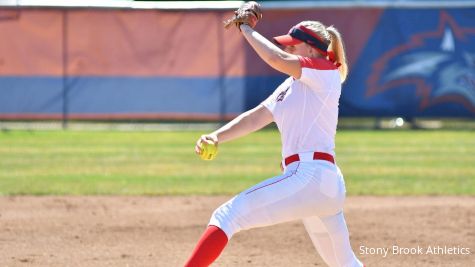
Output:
top-left (208, 160), bottom-right (362, 267)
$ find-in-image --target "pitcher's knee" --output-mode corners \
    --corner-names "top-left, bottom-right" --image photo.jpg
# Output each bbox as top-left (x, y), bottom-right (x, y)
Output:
top-left (208, 199), bottom-right (243, 239)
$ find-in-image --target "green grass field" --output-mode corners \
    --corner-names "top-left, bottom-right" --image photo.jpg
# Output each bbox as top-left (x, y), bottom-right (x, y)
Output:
top-left (0, 129), bottom-right (473, 196)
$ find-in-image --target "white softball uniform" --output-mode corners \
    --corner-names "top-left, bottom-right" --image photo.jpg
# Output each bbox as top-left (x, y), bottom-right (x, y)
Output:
top-left (209, 57), bottom-right (363, 267)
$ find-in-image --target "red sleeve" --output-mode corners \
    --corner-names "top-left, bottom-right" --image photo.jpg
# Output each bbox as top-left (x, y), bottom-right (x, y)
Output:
top-left (298, 56), bottom-right (338, 70)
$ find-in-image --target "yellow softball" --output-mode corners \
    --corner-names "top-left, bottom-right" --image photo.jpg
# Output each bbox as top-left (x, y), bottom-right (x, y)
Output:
top-left (200, 141), bottom-right (218, 161)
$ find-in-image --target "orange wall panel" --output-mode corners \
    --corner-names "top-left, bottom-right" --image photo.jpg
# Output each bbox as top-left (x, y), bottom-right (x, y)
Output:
top-left (0, 9), bottom-right (63, 76)
top-left (0, 9), bottom-right (247, 77)
top-left (67, 9), bottom-right (245, 77)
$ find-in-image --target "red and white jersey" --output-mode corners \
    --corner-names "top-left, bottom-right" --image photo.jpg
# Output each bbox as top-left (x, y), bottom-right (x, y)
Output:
top-left (262, 56), bottom-right (341, 158)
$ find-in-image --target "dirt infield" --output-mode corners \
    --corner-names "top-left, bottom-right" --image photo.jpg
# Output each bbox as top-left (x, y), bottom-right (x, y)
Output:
top-left (0, 196), bottom-right (473, 267)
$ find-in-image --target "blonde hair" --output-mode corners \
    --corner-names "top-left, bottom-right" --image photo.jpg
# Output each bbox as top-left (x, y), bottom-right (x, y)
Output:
top-left (300, 21), bottom-right (348, 83)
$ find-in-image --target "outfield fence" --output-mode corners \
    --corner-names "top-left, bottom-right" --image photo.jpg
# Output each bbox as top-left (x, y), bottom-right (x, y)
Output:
top-left (0, 0), bottom-right (474, 128)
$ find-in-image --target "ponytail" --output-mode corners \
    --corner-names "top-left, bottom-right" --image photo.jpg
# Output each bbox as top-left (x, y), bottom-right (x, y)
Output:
top-left (326, 26), bottom-right (348, 83)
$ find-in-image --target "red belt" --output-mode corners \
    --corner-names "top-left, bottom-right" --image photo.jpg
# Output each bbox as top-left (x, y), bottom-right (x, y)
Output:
top-left (283, 152), bottom-right (335, 168)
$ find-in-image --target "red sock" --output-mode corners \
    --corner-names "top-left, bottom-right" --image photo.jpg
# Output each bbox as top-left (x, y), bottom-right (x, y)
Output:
top-left (184, 225), bottom-right (228, 267)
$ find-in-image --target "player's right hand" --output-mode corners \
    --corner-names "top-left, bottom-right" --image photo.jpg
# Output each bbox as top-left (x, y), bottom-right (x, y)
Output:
top-left (195, 134), bottom-right (218, 155)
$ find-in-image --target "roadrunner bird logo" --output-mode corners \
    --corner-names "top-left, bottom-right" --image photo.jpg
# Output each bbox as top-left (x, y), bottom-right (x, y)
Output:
top-left (367, 11), bottom-right (475, 113)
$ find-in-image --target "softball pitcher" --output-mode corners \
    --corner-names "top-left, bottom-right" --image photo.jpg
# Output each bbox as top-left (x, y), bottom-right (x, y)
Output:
top-left (184, 2), bottom-right (364, 266)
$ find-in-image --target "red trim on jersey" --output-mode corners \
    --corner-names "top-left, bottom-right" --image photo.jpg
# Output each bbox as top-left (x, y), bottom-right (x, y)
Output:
top-left (298, 56), bottom-right (338, 70)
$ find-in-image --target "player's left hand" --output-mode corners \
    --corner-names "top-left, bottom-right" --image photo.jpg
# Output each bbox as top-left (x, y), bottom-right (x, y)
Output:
top-left (223, 1), bottom-right (263, 30)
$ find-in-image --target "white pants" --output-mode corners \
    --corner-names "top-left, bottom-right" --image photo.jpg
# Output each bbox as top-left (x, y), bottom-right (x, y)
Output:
top-left (208, 160), bottom-right (363, 267)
